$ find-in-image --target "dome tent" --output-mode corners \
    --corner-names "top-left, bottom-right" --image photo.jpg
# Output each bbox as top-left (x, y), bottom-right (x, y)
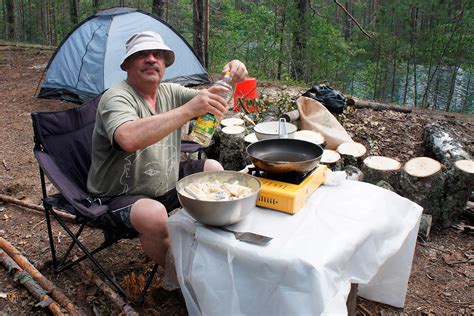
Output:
top-left (38, 7), bottom-right (210, 104)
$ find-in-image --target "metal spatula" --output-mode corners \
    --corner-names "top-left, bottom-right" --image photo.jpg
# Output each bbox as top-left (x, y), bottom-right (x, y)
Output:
top-left (218, 227), bottom-right (273, 244)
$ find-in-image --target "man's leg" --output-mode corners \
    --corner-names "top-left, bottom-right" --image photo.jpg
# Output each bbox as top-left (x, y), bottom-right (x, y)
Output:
top-left (129, 198), bottom-right (169, 267)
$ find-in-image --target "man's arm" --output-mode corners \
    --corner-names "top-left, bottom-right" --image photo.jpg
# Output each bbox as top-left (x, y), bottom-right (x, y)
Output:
top-left (114, 85), bottom-right (229, 152)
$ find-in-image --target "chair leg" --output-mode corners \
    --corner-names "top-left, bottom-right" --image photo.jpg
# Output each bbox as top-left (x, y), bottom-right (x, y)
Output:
top-left (133, 263), bottom-right (159, 305)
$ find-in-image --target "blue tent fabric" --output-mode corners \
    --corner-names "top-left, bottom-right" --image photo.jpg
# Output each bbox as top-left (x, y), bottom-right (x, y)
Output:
top-left (38, 7), bottom-right (210, 104)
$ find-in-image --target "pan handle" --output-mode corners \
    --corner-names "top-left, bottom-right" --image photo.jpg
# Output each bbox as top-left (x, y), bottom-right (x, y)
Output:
top-left (278, 118), bottom-right (288, 139)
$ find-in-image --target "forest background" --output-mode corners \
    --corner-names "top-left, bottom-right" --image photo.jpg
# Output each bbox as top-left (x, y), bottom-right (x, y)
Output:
top-left (1, 0), bottom-right (472, 114)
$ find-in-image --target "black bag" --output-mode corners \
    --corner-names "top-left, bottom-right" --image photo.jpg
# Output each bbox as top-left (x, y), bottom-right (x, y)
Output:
top-left (302, 84), bottom-right (346, 114)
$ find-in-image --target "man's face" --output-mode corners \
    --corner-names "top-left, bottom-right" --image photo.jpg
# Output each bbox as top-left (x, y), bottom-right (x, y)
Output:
top-left (124, 50), bottom-right (166, 84)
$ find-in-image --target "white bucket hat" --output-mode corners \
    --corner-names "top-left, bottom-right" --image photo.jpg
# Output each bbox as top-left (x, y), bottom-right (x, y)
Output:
top-left (120, 31), bottom-right (175, 70)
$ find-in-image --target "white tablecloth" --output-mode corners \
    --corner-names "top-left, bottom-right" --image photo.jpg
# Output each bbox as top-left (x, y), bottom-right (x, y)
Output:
top-left (168, 180), bottom-right (422, 315)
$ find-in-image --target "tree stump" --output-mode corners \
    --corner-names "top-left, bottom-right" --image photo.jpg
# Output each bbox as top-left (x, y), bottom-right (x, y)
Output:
top-left (218, 126), bottom-right (249, 171)
top-left (337, 142), bottom-right (367, 169)
top-left (423, 122), bottom-right (471, 167)
top-left (362, 156), bottom-right (401, 190)
top-left (441, 159), bottom-right (474, 227)
top-left (399, 157), bottom-right (445, 226)
top-left (321, 149), bottom-right (343, 171)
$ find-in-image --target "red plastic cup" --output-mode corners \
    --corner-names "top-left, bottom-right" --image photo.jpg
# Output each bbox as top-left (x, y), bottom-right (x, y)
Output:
top-left (233, 77), bottom-right (258, 112)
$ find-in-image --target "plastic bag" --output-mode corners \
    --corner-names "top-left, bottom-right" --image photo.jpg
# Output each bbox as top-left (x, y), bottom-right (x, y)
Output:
top-left (302, 84), bottom-right (345, 114)
top-left (297, 96), bottom-right (353, 150)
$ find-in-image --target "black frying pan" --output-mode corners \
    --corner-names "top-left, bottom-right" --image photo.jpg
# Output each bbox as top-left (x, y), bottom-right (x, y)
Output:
top-left (246, 138), bottom-right (323, 174)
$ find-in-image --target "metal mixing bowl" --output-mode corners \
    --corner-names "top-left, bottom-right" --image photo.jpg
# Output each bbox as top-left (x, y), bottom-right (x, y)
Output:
top-left (176, 171), bottom-right (261, 226)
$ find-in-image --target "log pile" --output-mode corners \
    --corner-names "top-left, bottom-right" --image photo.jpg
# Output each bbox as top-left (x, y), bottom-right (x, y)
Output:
top-left (0, 237), bottom-right (79, 315)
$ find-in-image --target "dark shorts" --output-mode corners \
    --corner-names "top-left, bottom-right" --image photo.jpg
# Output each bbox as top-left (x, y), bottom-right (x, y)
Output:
top-left (95, 159), bottom-right (205, 236)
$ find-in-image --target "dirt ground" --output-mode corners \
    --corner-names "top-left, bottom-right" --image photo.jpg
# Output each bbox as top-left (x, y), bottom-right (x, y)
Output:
top-left (0, 44), bottom-right (473, 315)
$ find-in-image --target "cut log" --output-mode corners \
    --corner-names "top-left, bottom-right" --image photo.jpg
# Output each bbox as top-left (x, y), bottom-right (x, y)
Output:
top-left (0, 194), bottom-right (76, 222)
top-left (221, 117), bottom-right (244, 127)
top-left (78, 260), bottom-right (138, 316)
top-left (349, 98), bottom-right (412, 113)
top-left (376, 180), bottom-right (395, 192)
top-left (0, 237), bottom-right (79, 316)
top-left (282, 109), bottom-right (300, 123)
top-left (418, 214), bottom-right (433, 241)
top-left (320, 150), bottom-right (343, 171)
top-left (423, 122), bottom-right (471, 167)
top-left (337, 142), bottom-right (367, 168)
top-left (218, 126), bottom-right (249, 171)
top-left (441, 159), bottom-right (474, 228)
top-left (362, 156), bottom-right (401, 190)
top-left (399, 157), bottom-right (445, 226)
top-left (1, 249), bottom-right (64, 315)
top-left (344, 165), bottom-right (364, 182)
top-left (294, 130), bottom-right (326, 148)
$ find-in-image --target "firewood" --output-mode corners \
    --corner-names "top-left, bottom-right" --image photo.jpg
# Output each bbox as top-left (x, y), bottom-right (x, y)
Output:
top-left (418, 214), bottom-right (433, 241)
top-left (294, 130), bottom-right (326, 148)
top-left (221, 117), bottom-right (244, 127)
top-left (423, 122), bottom-right (471, 167)
top-left (1, 249), bottom-right (64, 315)
top-left (282, 109), bottom-right (300, 123)
top-left (0, 194), bottom-right (76, 222)
top-left (361, 156), bottom-right (401, 190)
top-left (336, 142), bottom-right (367, 168)
top-left (441, 159), bottom-right (474, 228)
top-left (344, 165), bottom-right (364, 182)
top-left (0, 237), bottom-right (79, 316)
top-left (78, 260), bottom-right (138, 316)
top-left (349, 97), bottom-right (412, 113)
top-left (400, 157), bottom-right (445, 226)
top-left (320, 149), bottom-right (342, 171)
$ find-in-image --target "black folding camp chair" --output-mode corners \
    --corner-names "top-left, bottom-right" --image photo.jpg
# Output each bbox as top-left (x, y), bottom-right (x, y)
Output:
top-left (31, 94), bottom-right (157, 304)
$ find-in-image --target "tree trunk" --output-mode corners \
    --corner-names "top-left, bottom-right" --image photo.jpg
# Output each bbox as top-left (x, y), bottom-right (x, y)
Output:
top-left (402, 61), bottom-right (409, 104)
top-left (152, 0), bottom-right (166, 19)
top-left (461, 71), bottom-right (471, 113)
top-left (70, 0), bottom-right (79, 25)
top-left (445, 65), bottom-right (459, 112)
top-left (291, 0), bottom-right (308, 81)
top-left (193, 0), bottom-right (207, 67)
top-left (5, 0), bottom-right (14, 41)
top-left (390, 57), bottom-right (397, 102)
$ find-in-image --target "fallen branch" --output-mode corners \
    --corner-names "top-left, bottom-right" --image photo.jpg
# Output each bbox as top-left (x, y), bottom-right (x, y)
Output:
top-left (0, 237), bottom-right (80, 316)
top-left (348, 98), bottom-right (412, 113)
top-left (78, 260), bottom-right (138, 316)
top-left (0, 194), bottom-right (76, 222)
top-left (1, 249), bottom-right (64, 315)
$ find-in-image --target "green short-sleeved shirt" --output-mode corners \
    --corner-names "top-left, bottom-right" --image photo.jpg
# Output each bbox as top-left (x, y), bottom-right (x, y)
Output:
top-left (87, 80), bottom-right (199, 198)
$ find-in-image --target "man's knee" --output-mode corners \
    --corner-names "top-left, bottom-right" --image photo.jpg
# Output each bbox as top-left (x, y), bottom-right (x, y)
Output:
top-left (204, 159), bottom-right (224, 171)
top-left (130, 199), bottom-right (168, 235)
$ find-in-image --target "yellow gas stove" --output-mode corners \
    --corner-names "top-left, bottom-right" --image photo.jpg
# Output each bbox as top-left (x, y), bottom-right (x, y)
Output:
top-left (252, 165), bottom-right (327, 215)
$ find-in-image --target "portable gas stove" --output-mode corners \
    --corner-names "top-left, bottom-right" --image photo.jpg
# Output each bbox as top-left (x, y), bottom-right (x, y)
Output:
top-left (246, 165), bottom-right (327, 214)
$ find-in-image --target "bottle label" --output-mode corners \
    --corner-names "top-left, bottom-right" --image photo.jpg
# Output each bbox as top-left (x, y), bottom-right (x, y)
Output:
top-left (190, 113), bottom-right (219, 146)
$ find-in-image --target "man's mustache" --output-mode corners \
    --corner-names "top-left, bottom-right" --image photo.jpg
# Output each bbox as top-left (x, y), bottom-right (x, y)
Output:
top-left (140, 64), bottom-right (161, 73)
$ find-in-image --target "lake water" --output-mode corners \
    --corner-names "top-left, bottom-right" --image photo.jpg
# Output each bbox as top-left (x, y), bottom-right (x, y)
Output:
top-left (344, 64), bottom-right (473, 114)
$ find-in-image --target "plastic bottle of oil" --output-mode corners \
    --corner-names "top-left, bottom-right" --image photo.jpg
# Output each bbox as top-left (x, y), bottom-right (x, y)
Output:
top-left (189, 71), bottom-right (233, 146)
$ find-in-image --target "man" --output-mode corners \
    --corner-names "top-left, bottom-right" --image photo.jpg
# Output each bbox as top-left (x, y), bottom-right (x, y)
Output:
top-left (87, 31), bottom-right (248, 268)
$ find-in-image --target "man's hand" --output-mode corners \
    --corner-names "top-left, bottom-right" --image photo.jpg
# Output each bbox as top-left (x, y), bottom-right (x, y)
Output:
top-left (222, 60), bottom-right (248, 84)
top-left (185, 85), bottom-right (229, 118)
